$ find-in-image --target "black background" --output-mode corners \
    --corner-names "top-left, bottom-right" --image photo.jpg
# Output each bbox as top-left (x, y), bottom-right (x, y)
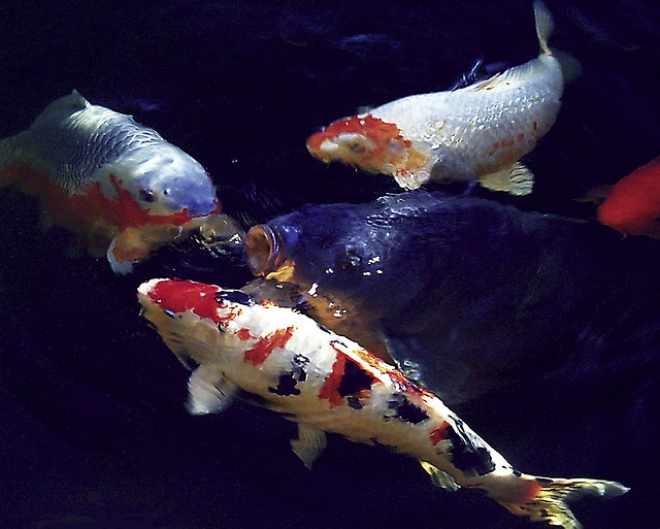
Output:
top-left (1, 1), bottom-right (658, 528)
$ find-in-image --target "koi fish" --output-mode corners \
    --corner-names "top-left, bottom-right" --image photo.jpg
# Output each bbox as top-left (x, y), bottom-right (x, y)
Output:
top-left (306, 1), bottom-right (564, 195)
top-left (0, 90), bottom-right (222, 274)
top-left (243, 191), bottom-right (635, 403)
top-left (597, 155), bottom-right (660, 238)
top-left (137, 277), bottom-right (628, 529)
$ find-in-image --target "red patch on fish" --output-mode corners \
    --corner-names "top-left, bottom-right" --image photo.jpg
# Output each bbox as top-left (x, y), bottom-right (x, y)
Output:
top-left (147, 279), bottom-right (232, 324)
top-left (243, 326), bottom-right (295, 365)
top-left (307, 115), bottom-right (406, 152)
top-left (597, 155), bottom-right (660, 237)
top-left (0, 161), bottom-right (221, 250)
top-left (429, 421), bottom-right (451, 446)
top-left (306, 115), bottom-right (429, 176)
top-left (319, 344), bottom-right (349, 408)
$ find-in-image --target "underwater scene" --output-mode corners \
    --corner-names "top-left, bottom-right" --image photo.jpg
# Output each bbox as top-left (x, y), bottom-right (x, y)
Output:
top-left (1, 1), bottom-right (658, 528)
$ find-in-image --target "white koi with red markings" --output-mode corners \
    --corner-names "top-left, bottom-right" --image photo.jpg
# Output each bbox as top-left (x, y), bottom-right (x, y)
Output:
top-left (0, 90), bottom-right (221, 273)
top-left (307, 1), bottom-right (566, 195)
top-left (138, 278), bottom-right (628, 529)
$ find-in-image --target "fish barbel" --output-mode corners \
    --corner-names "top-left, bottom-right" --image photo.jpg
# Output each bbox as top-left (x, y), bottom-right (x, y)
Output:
top-left (138, 277), bottom-right (628, 529)
top-left (306, 1), bottom-right (565, 195)
top-left (0, 90), bottom-right (222, 273)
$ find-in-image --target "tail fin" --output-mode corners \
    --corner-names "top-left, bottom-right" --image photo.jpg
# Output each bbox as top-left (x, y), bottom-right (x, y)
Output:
top-left (533, 0), bottom-right (554, 56)
top-left (498, 475), bottom-right (629, 529)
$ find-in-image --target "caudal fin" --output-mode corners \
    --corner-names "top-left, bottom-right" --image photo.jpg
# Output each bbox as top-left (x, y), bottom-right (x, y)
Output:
top-left (533, 0), bottom-right (554, 56)
top-left (497, 475), bottom-right (629, 529)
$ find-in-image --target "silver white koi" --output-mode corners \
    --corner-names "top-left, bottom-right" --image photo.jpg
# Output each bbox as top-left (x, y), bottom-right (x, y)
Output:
top-left (0, 90), bottom-right (222, 273)
top-left (306, 1), bottom-right (566, 195)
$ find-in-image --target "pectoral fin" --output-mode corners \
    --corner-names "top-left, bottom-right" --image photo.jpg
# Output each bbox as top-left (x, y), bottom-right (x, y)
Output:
top-left (107, 229), bottom-right (150, 274)
top-left (419, 461), bottom-right (460, 492)
top-left (186, 364), bottom-right (238, 415)
top-left (479, 162), bottom-right (534, 196)
top-left (290, 423), bottom-right (327, 469)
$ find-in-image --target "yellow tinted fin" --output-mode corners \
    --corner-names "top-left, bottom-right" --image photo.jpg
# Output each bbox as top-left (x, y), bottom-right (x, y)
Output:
top-left (419, 461), bottom-right (460, 492)
top-left (497, 475), bottom-right (629, 529)
top-left (291, 423), bottom-right (327, 469)
top-left (479, 162), bottom-right (534, 196)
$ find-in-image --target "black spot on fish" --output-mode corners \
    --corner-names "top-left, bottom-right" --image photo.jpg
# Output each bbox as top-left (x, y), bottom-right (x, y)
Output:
top-left (316, 323), bottom-right (331, 334)
top-left (535, 477), bottom-right (553, 485)
top-left (347, 396), bottom-right (363, 410)
top-left (268, 354), bottom-right (309, 396)
top-left (269, 373), bottom-right (301, 396)
top-left (330, 339), bottom-right (348, 350)
top-left (513, 469), bottom-right (522, 477)
top-left (386, 393), bottom-right (429, 424)
top-left (215, 290), bottom-right (255, 306)
top-left (291, 354), bottom-right (309, 382)
top-left (445, 418), bottom-right (496, 476)
top-left (338, 359), bottom-right (373, 396)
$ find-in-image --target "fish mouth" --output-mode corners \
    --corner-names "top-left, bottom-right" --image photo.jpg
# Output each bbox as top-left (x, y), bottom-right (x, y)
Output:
top-left (245, 224), bottom-right (294, 276)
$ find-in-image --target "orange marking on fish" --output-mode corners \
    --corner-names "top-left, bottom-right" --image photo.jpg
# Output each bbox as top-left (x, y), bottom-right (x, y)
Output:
top-left (308, 115), bottom-right (407, 152)
top-left (1, 161), bottom-right (221, 254)
top-left (487, 138), bottom-right (517, 158)
top-left (509, 479), bottom-right (543, 505)
top-left (319, 344), bottom-right (348, 408)
top-left (430, 421), bottom-right (451, 446)
top-left (243, 326), bottom-right (295, 365)
top-left (236, 328), bottom-right (253, 341)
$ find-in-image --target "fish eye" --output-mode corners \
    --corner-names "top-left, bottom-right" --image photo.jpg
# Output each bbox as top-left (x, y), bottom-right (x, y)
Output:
top-left (139, 188), bottom-right (156, 202)
top-left (348, 141), bottom-right (367, 154)
top-left (338, 250), bottom-right (362, 271)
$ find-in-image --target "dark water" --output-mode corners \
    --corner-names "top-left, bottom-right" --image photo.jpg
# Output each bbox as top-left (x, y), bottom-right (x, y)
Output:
top-left (0, 1), bottom-right (658, 528)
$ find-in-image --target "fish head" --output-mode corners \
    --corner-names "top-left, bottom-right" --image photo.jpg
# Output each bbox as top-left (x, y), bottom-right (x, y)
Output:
top-left (597, 157), bottom-right (660, 237)
top-left (306, 114), bottom-right (424, 176)
top-left (243, 200), bottom-right (418, 360)
top-left (123, 143), bottom-right (221, 219)
top-left (138, 278), bottom-right (256, 366)
top-left (244, 203), bottom-right (383, 292)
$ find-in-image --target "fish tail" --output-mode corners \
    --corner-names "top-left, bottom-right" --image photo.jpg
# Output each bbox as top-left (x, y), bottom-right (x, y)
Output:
top-left (533, 0), bottom-right (554, 56)
top-left (496, 475), bottom-right (629, 529)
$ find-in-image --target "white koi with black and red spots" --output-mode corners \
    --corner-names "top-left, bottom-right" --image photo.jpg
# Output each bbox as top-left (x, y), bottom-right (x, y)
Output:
top-left (307, 1), bottom-right (566, 195)
top-left (137, 278), bottom-right (628, 529)
top-left (0, 90), bottom-right (222, 273)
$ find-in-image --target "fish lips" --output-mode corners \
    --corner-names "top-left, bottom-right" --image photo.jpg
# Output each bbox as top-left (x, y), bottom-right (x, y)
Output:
top-left (245, 223), bottom-right (299, 276)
